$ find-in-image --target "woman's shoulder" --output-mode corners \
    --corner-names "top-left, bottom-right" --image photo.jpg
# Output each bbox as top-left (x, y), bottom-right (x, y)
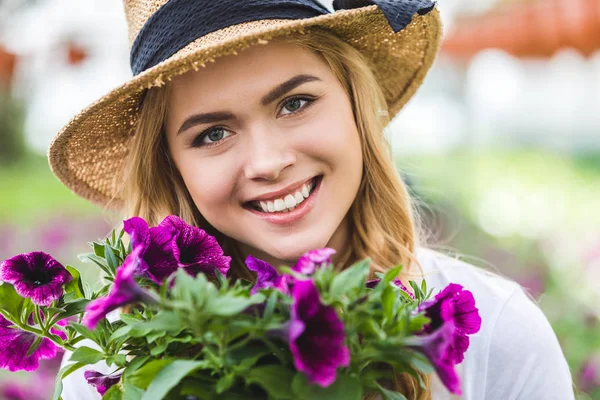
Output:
top-left (414, 247), bottom-right (575, 399)
top-left (414, 246), bottom-right (521, 311)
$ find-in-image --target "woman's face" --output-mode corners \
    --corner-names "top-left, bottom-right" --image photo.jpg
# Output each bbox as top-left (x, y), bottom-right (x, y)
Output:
top-left (165, 40), bottom-right (363, 265)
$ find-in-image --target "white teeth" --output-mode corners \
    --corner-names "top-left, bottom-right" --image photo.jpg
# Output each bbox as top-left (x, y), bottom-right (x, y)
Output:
top-left (253, 177), bottom-right (317, 213)
top-left (274, 199), bottom-right (285, 212)
top-left (294, 191), bottom-right (304, 203)
top-left (284, 194), bottom-right (296, 209)
top-left (260, 201), bottom-right (268, 212)
top-left (301, 184), bottom-right (310, 198)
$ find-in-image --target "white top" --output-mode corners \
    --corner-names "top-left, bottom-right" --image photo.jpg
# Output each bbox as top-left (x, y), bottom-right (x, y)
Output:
top-left (59, 247), bottom-right (575, 399)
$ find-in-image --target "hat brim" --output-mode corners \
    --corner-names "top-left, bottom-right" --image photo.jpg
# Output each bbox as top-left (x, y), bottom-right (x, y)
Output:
top-left (48, 5), bottom-right (442, 210)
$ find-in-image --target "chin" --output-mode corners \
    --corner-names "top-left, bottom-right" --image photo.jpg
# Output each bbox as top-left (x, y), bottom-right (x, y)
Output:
top-left (261, 234), bottom-right (332, 264)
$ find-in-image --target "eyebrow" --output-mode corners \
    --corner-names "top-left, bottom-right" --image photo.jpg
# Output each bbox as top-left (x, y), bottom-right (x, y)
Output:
top-left (177, 74), bottom-right (321, 135)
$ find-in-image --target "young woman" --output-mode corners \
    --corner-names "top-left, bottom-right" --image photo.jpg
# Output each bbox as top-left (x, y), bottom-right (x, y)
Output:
top-left (51, 0), bottom-right (575, 398)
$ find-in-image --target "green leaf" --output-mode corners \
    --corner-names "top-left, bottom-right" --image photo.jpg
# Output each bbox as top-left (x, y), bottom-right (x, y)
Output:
top-left (104, 244), bottom-right (120, 272)
top-left (0, 282), bottom-right (25, 320)
top-left (103, 384), bottom-right (124, 400)
top-left (329, 259), bottom-right (370, 300)
top-left (109, 325), bottom-right (133, 342)
top-left (123, 383), bottom-right (145, 400)
top-left (381, 285), bottom-right (396, 323)
top-left (123, 356), bottom-right (150, 379)
top-left (64, 266), bottom-right (86, 299)
top-left (382, 266), bottom-right (403, 285)
top-left (107, 354), bottom-right (128, 368)
top-left (59, 299), bottom-right (90, 319)
top-left (142, 360), bottom-right (208, 400)
top-left (150, 340), bottom-right (169, 356)
top-left (216, 374), bottom-right (236, 394)
top-left (69, 346), bottom-right (104, 364)
top-left (93, 243), bottom-right (105, 258)
top-left (127, 359), bottom-right (173, 390)
top-left (82, 253), bottom-right (113, 277)
top-left (245, 365), bottom-right (295, 399)
top-left (69, 323), bottom-right (99, 344)
top-left (411, 353), bottom-right (434, 374)
top-left (292, 373), bottom-right (363, 400)
top-left (132, 311), bottom-right (183, 332)
top-left (52, 362), bottom-right (86, 400)
top-left (377, 384), bottom-right (408, 400)
top-left (206, 293), bottom-right (264, 317)
top-left (26, 335), bottom-right (43, 357)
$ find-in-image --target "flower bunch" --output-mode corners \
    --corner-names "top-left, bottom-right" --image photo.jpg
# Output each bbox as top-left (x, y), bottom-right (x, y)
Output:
top-left (0, 215), bottom-right (481, 399)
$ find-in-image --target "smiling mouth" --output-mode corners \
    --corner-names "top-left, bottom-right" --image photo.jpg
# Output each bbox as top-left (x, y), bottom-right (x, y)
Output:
top-left (244, 175), bottom-right (322, 214)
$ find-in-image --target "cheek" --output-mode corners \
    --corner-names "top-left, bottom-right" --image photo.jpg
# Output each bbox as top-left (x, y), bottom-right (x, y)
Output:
top-left (176, 154), bottom-right (238, 214)
top-left (298, 102), bottom-right (362, 168)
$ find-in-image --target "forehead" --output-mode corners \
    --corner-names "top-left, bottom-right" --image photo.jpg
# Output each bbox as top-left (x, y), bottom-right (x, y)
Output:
top-left (168, 40), bottom-right (331, 101)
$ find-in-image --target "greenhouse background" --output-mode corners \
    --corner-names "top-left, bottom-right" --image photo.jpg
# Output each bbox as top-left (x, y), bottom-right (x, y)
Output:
top-left (0, 0), bottom-right (599, 398)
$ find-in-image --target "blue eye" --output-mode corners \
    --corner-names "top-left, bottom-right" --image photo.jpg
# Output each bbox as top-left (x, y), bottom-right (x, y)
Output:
top-left (279, 97), bottom-right (313, 116)
top-left (192, 127), bottom-right (232, 148)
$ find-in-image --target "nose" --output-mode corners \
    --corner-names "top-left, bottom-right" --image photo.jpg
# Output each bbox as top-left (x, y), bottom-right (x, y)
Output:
top-left (243, 129), bottom-right (296, 181)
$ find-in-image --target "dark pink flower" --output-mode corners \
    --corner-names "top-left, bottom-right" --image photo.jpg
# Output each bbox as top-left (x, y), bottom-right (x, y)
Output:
top-left (159, 215), bottom-right (231, 277)
top-left (289, 280), bottom-right (350, 387)
top-left (366, 277), bottom-right (415, 299)
top-left (82, 247), bottom-right (154, 329)
top-left (124, 216), bottom-right (178, 283)
top-left (293, 248), bottom-right (336, 275)
top-left (245, 255), bottom-right (291, 295)
top-left (417, 283), bottom-right (481, 364)
top-left (0, 252), bottom-right (72, 306)
top-left (84, 370), bottom-right (122, 395)
top-left (406, 321), bottom-right (461, 395)
top-left (124, 216), bottom-right (231, 283)
top-left (0, 314), bottom-right (59, 372)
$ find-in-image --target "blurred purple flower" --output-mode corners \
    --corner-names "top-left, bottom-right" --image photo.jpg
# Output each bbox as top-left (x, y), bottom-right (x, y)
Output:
top-left (84, 370), bottom-right (122, 395)
top-left (0, 252), bottom-right (72, 306)
top-left (245, 255), bottom-right (291, 295)
top-left (366, 277), bottom-right (415, 300)
top-left (406, 321), bottom-right (461, 395)
top-left (418, 283), bottom-right (481, 364)
top-left (0, 224), bottom-right (17, 259)
top-left (289, 280), bottom-right (349, 387)
top-left (293, 248), bottom-right (336, 275)
top-left (578, 357), bottom-right (600, 393)
top-left (0, 314), bottom-right (59, 372)
top-left (82, 247), bottom-right (154, 329)
top-left (37, 220), bottom-right (70, 254)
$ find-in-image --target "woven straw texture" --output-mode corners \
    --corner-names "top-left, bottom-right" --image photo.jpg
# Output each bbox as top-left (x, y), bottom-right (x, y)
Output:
top-left (48, 3), bottom-right (442, 210)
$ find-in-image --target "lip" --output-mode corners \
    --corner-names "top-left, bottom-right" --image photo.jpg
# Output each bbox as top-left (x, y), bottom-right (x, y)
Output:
top-left (246, 175), bottom-right (322, 226)
top-left (245, 176), bottom-right (315, 203)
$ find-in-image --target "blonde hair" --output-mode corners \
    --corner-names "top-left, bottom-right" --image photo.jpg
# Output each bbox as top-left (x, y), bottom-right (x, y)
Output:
top-left (120, 28), bottom-right (430, 399)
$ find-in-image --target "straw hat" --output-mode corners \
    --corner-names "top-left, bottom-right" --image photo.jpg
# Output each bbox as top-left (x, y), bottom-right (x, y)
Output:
top-left (48, 0), bottom-right (442, 210)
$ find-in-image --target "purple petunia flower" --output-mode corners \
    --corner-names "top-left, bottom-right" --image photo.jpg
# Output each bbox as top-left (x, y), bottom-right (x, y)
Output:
top-left (84, 370), bottom-right (122, 395)
top-left (0, 252), bottom-right (72, 306)
top-left (417, 283), bottom-right (481, 364)
top-left (245, 255), bottom-right (291, 295)
top-left (124, 216), bottom-right (231, 283)
top-left (0, 314), bottom-right (59, 372)
top-left (405, 320), bottom-right (461, 395)
top-left (289, 280), bottom-right (350, 387)
top-left (124, 216), bottom-right (178, 283)
top-left (82, 247), bottom-right (154, 329)
top-left (293, 248), bottom-right (336, 275)
top-left (366, 277), bottom-right (415, 300)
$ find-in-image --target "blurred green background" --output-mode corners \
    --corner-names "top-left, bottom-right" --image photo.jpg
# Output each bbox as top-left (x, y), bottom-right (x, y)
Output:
top-left (1, 0), bottom-right (599, 399)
